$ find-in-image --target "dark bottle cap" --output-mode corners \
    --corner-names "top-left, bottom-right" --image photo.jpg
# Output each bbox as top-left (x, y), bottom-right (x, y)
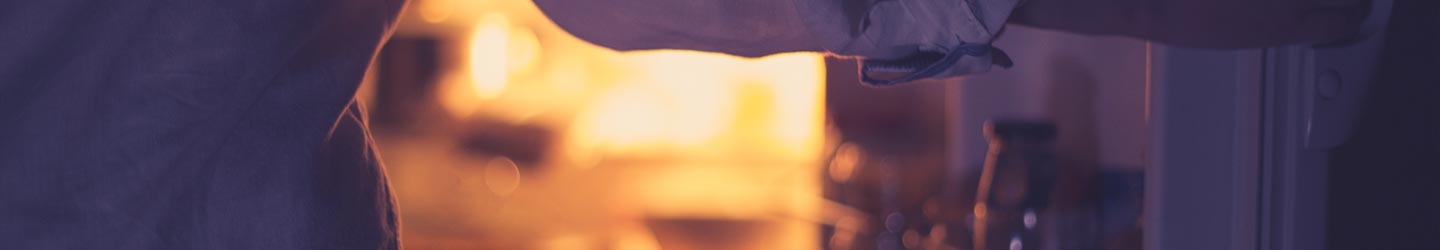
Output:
top-left (984, 119), bottom-right (1058, 142)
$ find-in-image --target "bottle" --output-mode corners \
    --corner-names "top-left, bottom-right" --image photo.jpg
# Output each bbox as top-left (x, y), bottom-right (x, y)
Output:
top-left (973, 119), bottom-right (1058, 250)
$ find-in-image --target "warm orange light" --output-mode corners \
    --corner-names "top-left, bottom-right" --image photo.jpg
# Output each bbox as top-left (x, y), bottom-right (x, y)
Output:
top-left (544, 234), bottom-right (591, 250)
top-left (469, 13), bottom-right (510, 99)
top-left (829, 143), bottom-right (864, 183)
top-left (395, 1), bottom-right (829, 249)
top-left (758, 55), bottom-right (826, 156)
top-left (569, 52), bottom-right (826, 250)
top-left (483, 157), bottom-right (521, 196)
top-left (572, 85), bottom-right (670, 150)
top-left (467, 13), bottom-right (540, 100)
top-left (567, 51), bottom-right (825, 160)
top-left (627, 53), bottom-right (737, 146)
top-left (418, 0), bottom-right (452, 23)
top-left (440, 12), bottom-right (547, 119)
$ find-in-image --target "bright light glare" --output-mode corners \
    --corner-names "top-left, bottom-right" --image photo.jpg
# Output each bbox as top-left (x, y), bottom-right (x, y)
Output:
top-left (568, 51), bottom-right (824, 159)
top-left (446, 13), bottom-right (545, 119)
top-left (469, 13), bottom-right (512, 99)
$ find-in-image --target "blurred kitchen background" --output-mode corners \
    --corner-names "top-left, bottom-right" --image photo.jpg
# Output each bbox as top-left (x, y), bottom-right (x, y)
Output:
top-left (357, 0), bottom-right (1148, 249)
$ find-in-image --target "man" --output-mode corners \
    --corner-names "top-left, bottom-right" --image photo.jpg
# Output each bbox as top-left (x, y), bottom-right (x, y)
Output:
top-left (0, 1), bottom-right (404, 249)
top-left (0, 0), bottom-right (1370, 249)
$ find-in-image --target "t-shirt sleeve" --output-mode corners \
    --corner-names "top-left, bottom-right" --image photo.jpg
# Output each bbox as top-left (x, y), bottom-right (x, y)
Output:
top-left (532, 0), bottom-right (825, 58)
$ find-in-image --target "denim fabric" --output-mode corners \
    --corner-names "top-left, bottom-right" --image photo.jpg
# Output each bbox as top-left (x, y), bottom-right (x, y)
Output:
top-left (0, 1), bottom-right (405, 249)
top-left (535, 0), bottom-right (1022, 85)
top-left (860, 43), bottom-right (1014, 86)
top-left (791, 0), bottom-right (1022, 86)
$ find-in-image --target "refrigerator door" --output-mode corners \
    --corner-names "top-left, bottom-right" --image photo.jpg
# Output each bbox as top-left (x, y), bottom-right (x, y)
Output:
top-left (951, 1), bottom-right (1390, 248)
top-left (1146, 1), bottom-right (1390, 249)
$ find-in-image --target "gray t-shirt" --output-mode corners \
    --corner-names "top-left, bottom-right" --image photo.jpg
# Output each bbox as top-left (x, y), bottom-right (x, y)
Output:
top-left (0, 1), bottom-right (404, 249)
